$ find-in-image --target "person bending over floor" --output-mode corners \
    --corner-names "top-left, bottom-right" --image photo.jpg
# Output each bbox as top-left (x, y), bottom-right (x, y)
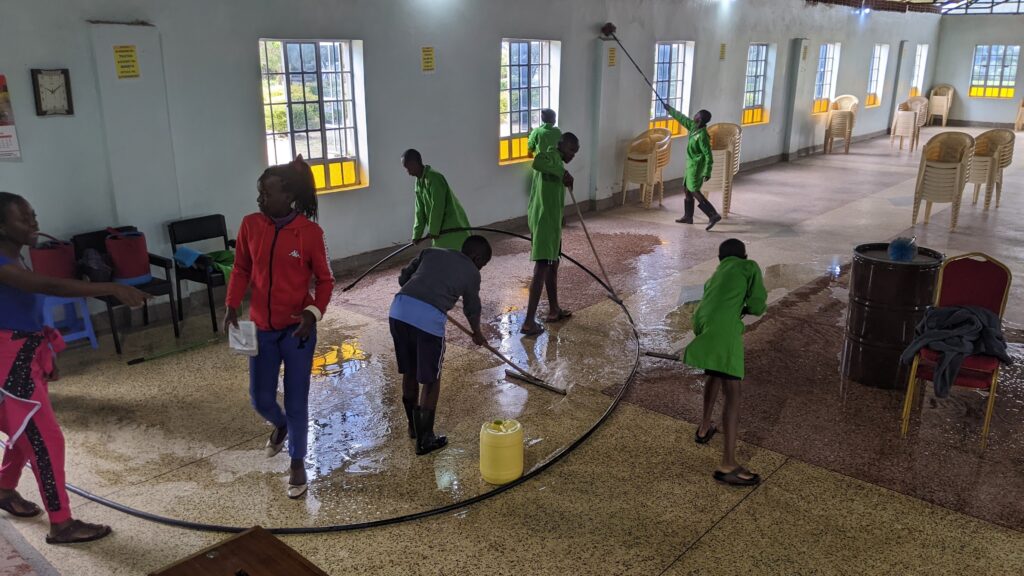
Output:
top-left (663, 105), bottom-right (722, 231)
top-left (402, 149), bottom-right (471, 250)
top-left (0, 192), bottom-right (149, 544)
top-left (224, 156), bottom-right (334, 499)
top-left (389, 236), bottom-right (492, 455)
top-left (685, 239), bottom-right (766, 486)
top-left (521, 132), bottom-right (579, 336)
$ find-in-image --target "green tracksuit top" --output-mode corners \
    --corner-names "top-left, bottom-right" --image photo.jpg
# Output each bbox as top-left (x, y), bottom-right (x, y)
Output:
top-left (665, 105), bottom-right (713, 192)
top-left (412, 166), bottom-right (471, 251)
top-left (527, 147), bottom-right (566, 261)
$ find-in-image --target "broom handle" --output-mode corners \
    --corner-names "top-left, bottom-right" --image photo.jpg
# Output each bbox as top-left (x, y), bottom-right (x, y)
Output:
top-left (445, 314), bottom-right (533, 377)
top-left (609, 33), bottom-right (670, 110)
top-left (565, 185), bottom-right (618, 300)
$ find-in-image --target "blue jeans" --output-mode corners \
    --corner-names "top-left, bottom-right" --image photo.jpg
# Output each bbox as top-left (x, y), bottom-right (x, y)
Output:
top-left (249, 327), bottom-right (316, 460)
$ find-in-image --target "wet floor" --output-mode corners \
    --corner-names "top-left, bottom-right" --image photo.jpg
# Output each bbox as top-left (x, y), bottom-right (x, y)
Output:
top-left (5, 126), bottom-right (1024, 575)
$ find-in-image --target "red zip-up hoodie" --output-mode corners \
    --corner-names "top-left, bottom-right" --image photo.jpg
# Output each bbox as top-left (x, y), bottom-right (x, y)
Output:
top-left (226, 212), bottom-right (334, 331)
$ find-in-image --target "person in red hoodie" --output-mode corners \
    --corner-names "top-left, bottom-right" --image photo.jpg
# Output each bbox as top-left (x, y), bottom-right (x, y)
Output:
top-left (224, 156), bottom-right (334, 499)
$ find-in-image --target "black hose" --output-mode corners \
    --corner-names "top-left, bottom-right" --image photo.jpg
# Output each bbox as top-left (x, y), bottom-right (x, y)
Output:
top-left (66, 226), bottom-right (641, 535)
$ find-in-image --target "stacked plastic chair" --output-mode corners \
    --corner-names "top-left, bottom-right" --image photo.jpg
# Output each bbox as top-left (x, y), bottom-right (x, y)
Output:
top-left (1016, 99), bottom-right (1024, 132)
top-left (968, 129), bottom-right (1015, 210)
top-left (912, 132), bottom-right (975, 231)
top-left (928, 84), bottom-right (954, 127)
top-left (891, 109), bottom-right (917, 151)
top-left (705, 123), bottom-right (742, 217)
top-left (823, 95), bottom-right (859, 154)
top-left (908, 96), bottom-right (931, 148)
top-left (621, 128), bottom-right (671, 208)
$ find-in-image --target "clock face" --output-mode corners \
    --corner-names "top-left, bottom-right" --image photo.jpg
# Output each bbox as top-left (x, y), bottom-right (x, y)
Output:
top-left (35, 70), bottom-right (71, 115)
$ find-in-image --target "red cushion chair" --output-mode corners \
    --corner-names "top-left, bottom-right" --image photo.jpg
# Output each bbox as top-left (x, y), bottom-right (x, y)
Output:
top-left (900, 253), bottom-right (1011, 449)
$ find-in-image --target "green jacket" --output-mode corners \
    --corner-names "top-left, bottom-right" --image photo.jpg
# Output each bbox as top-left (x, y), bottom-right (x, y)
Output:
top-left (665, 105), bottom-right (713, 192)
top-left (528, 123), bottom-right (562, 156)
top-left (684, 257), bottom-right (767, 379)
top-left (527, 147), bottom-right (565, 261)
top-left (413, 166), bottom-right (471, 251)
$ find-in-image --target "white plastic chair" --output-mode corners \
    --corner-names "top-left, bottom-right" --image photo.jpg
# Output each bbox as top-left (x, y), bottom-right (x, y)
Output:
top-left (928, 84), bottom-right (954, 127)
top-left (968, 130), bottom-right (1013, 210)
top-left (1016, 99), bottom-right (1024, 132)
top-left (621, 129), bottom-right (671, 208)
top-left (705, 123), bottom-right (742, 217)
top-left (824, 95), bottom-right (859, 154)
top-left (913, 132), bottom-right (975, 231)
top-left (891, 110), bottom-right (917, 151)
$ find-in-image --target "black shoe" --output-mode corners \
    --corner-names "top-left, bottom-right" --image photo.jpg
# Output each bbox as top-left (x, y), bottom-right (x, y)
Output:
top-left (402, 397), bottom-right (416, 439)
top-left (705, 213), bottom-right (722, 231)
top-left (414, 408), bottom-right (448, 455)
top-left (675, 217), bottom-right (694, 224)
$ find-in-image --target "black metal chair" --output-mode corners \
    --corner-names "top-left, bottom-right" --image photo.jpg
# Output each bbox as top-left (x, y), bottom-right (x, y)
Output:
top-left (70, 227), bottom-right (180, 354)
top-left (167, 215), bottom-right (234, 332)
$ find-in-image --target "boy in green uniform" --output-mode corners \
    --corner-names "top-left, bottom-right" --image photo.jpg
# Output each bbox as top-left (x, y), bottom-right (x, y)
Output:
top-left (685, 239), bottom-right (767, 486)
top-left (663, 105), bottom-right (722, 230)
top-left (521, 133), bottom-right (579, 336)
top-left (527, 109), bottom-right (561, 157)
top-left (402, 149), bottom-right (471, 250)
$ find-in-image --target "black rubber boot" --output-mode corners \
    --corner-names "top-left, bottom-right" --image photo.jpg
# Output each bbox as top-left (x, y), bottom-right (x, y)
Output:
top-left (675, 194), bottom-right (696, 224)
top-left (402, 397), bottom-right (416, 439)
top-left (692, 190), bottom-right (722, 231)
top-left (414, 409), bottom-right (448, 456)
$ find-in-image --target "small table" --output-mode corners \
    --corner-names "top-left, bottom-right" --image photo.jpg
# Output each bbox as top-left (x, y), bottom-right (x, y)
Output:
top-left (149, 526), bottom-right (328, 576)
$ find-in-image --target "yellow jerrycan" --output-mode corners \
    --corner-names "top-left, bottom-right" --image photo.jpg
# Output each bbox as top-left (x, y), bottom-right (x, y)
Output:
top-left (479, 419), bottom-right (524, 485)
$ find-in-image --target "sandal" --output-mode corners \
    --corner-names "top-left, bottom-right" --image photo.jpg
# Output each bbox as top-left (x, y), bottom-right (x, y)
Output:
top-left (545, 309), bottom-right (573, 323)
top-left (46, 519), bottom-right (112, 545)
top-left (0, 493), bottom-right (42, 518)
top-left (713, 467), bottom-right (761, 487)
top-left (694, 425), bottom-right (717, 445)
top-left (519, 323), bottom-right (545, 337)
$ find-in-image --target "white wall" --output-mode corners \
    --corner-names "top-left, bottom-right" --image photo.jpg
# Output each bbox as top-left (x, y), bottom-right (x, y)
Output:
top-left (935, 14), bottom-right (1024, 124)
top-left (0, 0), bottom-right (941, 263)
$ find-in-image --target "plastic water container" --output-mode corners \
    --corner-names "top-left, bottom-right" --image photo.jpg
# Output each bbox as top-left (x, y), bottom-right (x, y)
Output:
top-left (228, 321), bottom-right (258, 357)
top-left (479, 419), bottom-right (524, 485)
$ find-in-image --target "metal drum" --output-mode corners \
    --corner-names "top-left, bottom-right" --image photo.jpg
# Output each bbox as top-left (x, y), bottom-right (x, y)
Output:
top-left (841, 243), bottom-right (943, 389)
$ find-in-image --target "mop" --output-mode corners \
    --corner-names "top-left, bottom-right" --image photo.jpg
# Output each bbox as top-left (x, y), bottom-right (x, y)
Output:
top-left (445, 315), bottom-right (565, 395)
top-left (600, 23), bottom-right (669, 108)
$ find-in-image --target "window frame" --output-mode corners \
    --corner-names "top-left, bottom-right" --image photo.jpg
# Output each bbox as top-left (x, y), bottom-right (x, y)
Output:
top-left (813, 42), bottom-right (840, 114)
top-left (742, 43), bottom-right (770, 125)
top-left (259, 38), bottom-right (366, 194)
top-left (649, 41), bottom-right (695, 137)
top-left (498, 39), bottom-right (560, 165)
top-left (969, 44), bottom-right (1020, 99)
top-left (865, 43), bottom-right (889, 108)
top-left (910, 44), bottom-right (929, 97)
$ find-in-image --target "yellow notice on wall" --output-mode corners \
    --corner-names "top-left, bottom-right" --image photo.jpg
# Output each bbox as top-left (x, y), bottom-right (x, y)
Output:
top-left (608, 46), bottom-right (617, 67)
top-left (421, 47), bottom-right (436, 74)
top-left (113, 45), bottom-right (139, 79)
top-left (719, 44), bottom-right (727, 61)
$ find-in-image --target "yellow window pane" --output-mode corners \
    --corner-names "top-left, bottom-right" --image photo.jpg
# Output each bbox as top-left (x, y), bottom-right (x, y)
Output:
top-left (512, 138), bottom-right (521, 159)
top-left (499, 139), bottom-right (510, 161)
top-left (909, 87), bottom-right (919, 97)
top-left (310, 164), bottom-right (326, 190)
top-left (343, 161), bottom-right (356, 185)
top-left (329, 162), bottom-right (343, 188)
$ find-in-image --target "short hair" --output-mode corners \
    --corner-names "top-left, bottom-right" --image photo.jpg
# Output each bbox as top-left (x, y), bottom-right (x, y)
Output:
top-left (0, 192), bottom-right (26, 228)
top-left (401, 149), bottom-right (423, 165)
top-left (541, 108), bottom-right (556, 124)
top-left (461, 235), bottom-right (492, 264)
top-left (698, 110), bottom-right (713, 125)
top-left (719, 238), bottom-right (746, 261)
top-left (560, 132), bottom-right (579, 148)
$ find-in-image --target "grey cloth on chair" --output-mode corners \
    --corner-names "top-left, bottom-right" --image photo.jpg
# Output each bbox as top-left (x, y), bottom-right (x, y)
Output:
top-left (900, 306), bottom-right (1011, 398)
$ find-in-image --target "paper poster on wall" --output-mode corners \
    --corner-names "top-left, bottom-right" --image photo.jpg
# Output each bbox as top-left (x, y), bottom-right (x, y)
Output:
top-left (421, 47), bottom-right (436, 74)
top-left (113, 45), bottom-right (140, 79)
top-left (0, 75), bottom-right (21, 159)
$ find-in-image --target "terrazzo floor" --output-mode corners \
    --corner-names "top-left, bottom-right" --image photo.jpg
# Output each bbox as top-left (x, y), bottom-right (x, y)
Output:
top-left (1, 126), bottom-right (1023, 575)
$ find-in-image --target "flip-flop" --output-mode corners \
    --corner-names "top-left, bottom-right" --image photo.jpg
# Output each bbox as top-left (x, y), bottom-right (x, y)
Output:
top-left (694, 425), bottom-right (717, 445)
top-left (45, 520), bottom-right (112, 545)
top-left (0, 494), bottom-right (41, 518)
top-left (519, 324), bottom-right (545, 337)
top-left (713, 467), bottom-right (761, 487)
top-left (545, 309), bottom-right (573, 323)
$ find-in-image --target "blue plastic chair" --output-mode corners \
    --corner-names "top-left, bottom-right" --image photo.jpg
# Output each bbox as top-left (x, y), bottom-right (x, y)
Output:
top-left (41, 296), bottom-right (98, 349)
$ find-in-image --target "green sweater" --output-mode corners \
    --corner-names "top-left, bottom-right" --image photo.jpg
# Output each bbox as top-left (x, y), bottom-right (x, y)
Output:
top-left (684, 257), bottom-right (767, 379)
top-left (528, 123), bottom-right (562, 156)
top-left (665, 105), bottom-right (713, 192)
top-left (413, 166), bottom-right (471, 251)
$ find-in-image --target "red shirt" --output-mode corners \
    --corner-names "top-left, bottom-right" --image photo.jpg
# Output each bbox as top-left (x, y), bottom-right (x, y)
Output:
top-left (226, 213), bottom-right (334, 331)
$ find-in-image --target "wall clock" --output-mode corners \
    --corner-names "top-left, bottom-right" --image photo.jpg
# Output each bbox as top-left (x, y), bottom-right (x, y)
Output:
top-left (31, 69), bottom-right (74, 116)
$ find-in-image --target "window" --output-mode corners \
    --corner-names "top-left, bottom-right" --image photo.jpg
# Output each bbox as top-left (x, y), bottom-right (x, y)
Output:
top-left (944, 1), bottom-right (1024, 14)
top-left (866, 44), bottom-right (889, 107)
top-left (813, 42), bottom-right (841, 114)
top-left (910, 44), bottom-right (928, 97)
top-left (743, 43), bottom-right (770, 125)
top-left (969, 44), bottom-right (1020, 99)
top-left (499, 39), bottom-right (561, 164)
top-left (649, 42), bottom-right (695, 137)
top-left (260, 39), bottom-right (367, 193)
